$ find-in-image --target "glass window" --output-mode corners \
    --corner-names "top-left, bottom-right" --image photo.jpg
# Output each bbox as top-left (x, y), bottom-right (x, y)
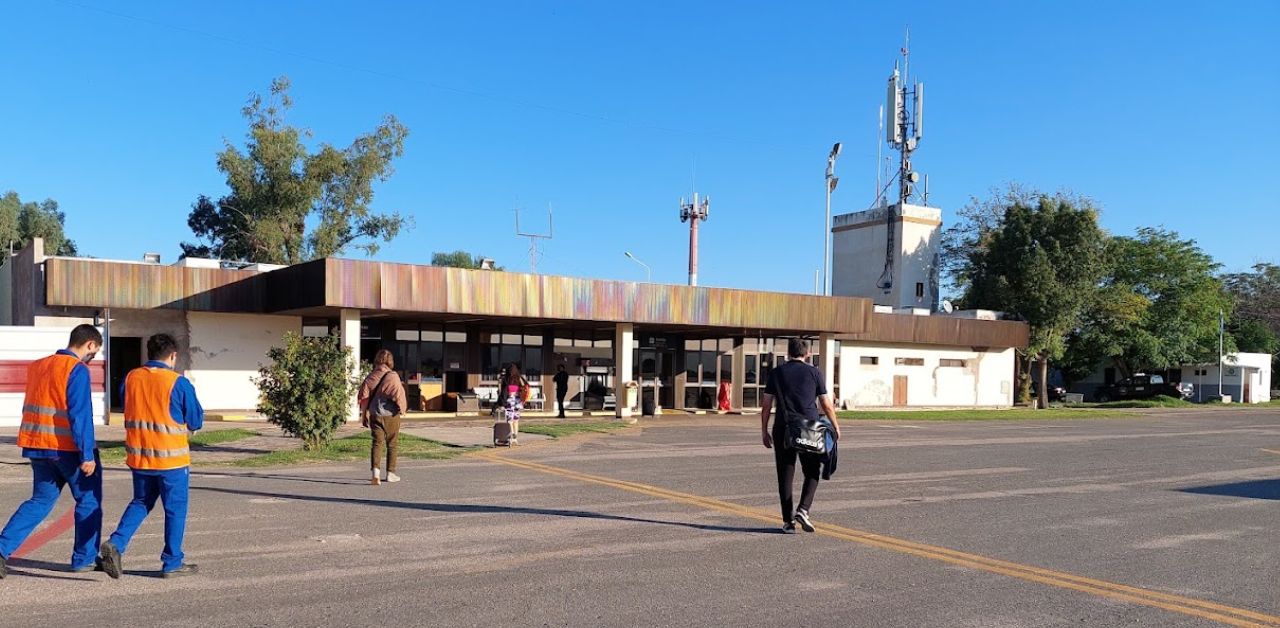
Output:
top-left (554, 336), bottom-right (573, 347)
top-left (745, 355), bottom-right (757, 384)
top-left (701, 352), bottom-right (717, 382)
top-left (421, 342), bottom-right (444, 377)
top-left (895, 357), bottom-right (925, 366)
top-left (422, 329), bottom-right (444, 342)
top-left (395, 322), bottom-right (419, 341)
top-left (302, 325), bottom-right (329, 338)
top-left (719, 355), bottom-right (733, 382)
top-left (1150, 374), bottom-right (1165, 384)
top-left (502, 333), bottom-right (521, 345)
top-left (500, 345), bottom-right (522, 371)
top-left (743, 387), bottom-right (760, 409)
top-left (718, 338), bottom-right (734, 353)
top-left (861, 356), bottom-right (879, 365)
top-left (685, 339), bottom-right (700, 351)
top-left (525, 348), bottom-right (543, 377)
top-left (523, 334), bottom-right (542, 346)
top-left (574, 338), bottom-right (593, 348)
top-left (445, 331), bottom-right (467, 343)
top-left (483, 347), bottom-right (501, 381)
top-left (939, 359), bottom-right (967, 368)
top-left (685, 352), bottom-right (700, 382)
top-left (596, 339), bottom-right (613, 349)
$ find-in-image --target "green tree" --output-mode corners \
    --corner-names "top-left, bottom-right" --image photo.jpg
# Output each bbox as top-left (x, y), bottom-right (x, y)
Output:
top-left (182, 77), bottom-right (410, 264)
top-left (0, 191), bottom-right (78, 264)
top-left (430, 250), bottom-right (502, 270)
top-left (256, 333), bottom-right (361, 450)
top-left (1096, 228), bottom-right (1233, 377)
top-left (941, 183), bottom-right (1095, 296)
top-left (962, 196), bottom-right (1107, 408)
top-left (1230, 319), bottom-right (1279, 355)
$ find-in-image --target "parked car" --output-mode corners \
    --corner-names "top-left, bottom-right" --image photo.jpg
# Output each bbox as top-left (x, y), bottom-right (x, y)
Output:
top-left (1031, 382), bottom-right (1067, 402)
top-left (1093, 374), bottom-right (1189, 403)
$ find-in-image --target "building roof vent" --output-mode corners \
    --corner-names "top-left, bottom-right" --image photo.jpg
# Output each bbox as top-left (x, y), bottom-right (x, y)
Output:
top-left (143, 253), bottom-right (161, 264)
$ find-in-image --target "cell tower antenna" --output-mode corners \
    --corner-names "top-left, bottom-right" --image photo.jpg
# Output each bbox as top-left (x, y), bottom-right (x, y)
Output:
top-left (679, 192), bottom-right (710, 286)
top-left (515, 203), bottom-right (554, 274)
top-left (876, 27), bottom-right (926, 291)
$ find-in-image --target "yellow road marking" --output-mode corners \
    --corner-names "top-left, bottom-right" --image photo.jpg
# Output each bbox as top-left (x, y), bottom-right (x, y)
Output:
top-left (478, 451), bottom-right (1280, 627)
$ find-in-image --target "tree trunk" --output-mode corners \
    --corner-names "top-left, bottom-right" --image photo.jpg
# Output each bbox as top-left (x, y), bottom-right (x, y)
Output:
top-left (1037, 356), bottom-right (1050, 410)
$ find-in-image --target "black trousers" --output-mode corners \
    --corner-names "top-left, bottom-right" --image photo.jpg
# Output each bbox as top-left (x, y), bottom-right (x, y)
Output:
top-left (556, 388), bottom-right (568, 416)
top-left (773, 428), bottom-right (823, 522)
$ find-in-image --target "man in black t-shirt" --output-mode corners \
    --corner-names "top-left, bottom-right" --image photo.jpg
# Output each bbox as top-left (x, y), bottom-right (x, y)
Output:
top-left (553, 365), bottom-right (570, 418)
top-left (762, 338), bottom-right (842, 534)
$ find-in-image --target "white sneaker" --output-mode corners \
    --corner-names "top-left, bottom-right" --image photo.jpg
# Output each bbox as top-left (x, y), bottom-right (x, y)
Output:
top-left (371, 469), bottom-right (381, 486)
top-left (386, 472), bottom-right (401, 483)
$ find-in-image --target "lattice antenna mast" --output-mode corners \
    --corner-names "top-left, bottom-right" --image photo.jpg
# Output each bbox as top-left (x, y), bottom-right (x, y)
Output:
top-left (877, 29), bottom-right (925, 291)
top-left (515, 203), bottom-right (554, 274)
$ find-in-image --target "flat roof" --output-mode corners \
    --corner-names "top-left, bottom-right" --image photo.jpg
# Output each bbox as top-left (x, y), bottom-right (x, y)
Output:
top-left (41, 257), bottom-right (1028, 347)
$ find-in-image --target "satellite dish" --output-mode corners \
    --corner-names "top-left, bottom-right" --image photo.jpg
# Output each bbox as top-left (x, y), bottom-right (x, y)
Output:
top-left (941, 300), bottom-right (954, 314)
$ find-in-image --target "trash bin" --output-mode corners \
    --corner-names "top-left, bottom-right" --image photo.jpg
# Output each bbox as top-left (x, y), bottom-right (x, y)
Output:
top-left (641, 388), bottom-right (656, 416)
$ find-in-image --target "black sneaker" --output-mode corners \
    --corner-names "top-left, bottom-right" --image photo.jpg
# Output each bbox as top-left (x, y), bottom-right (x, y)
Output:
top-left (162, 564), bottom-right (199, 579)
top-left (99, 542), bottom-right (122, 579)
top-left (795, 509), bottom-right (815, 533)
top-left (781, 521), bottom-right (797, 534)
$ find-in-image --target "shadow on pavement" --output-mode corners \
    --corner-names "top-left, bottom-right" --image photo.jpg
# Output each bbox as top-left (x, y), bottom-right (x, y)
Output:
top-left (5, 558), bottom-right (97, 582)
top-left (193, 471), bottom-right (367, 486)
top-left (1179, 479), bottom-right (1279, 500)
top-left (192, 485), bottom-right (778, 534)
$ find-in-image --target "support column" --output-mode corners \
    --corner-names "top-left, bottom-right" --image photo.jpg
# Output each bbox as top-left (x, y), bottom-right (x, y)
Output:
top-left (340, 309), bottom-right (362, 423)
top-left (730, 337), bottom-right (746, 411)
top-left (819, 333), bottom-right (837, 403)
top-left (614, 323), bottom-right (634, 420)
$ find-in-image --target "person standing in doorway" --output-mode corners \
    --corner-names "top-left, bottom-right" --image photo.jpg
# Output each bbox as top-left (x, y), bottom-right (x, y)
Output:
top-left (497, 364), bottom-right (530, 444)
top-left (99, 333), bottom-right (203, 579)
top-left (359, 350), bottom-right (407, 486)
top-left (0, 324), bottom-right (104, 578)
top-left (554, 364), bottom-right (570, 418)
top-left (760, 338), bottom-right (841, 534)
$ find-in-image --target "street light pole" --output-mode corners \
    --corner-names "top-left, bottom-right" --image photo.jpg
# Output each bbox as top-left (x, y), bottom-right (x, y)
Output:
top-left (824, 142), bottom-right (842, 296)
top-left (624, 251), bottom-right (651, 283)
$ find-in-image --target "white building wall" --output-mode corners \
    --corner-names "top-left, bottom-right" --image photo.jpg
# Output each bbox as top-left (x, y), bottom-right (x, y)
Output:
top-left (832, 203), bottom-right (941, 309)
top-left (0, 326), bottom-right (106, 427)
top-left (186, 312), bottom-right (302, 411)
top-left (837, 342), bottom-right (1014, 408)
top-left (1180, 353), bottom-right (1273, 403)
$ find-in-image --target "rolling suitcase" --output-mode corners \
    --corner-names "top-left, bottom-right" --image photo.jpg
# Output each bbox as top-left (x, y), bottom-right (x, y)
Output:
top-left (493, 421), bottom-right (513, 446)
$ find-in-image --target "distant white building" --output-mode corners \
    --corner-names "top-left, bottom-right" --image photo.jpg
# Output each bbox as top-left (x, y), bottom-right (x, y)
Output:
top-left (1072, 353), bottom-right (1273, 404)
top-left (1180, 353), bottom-right (1273, 404)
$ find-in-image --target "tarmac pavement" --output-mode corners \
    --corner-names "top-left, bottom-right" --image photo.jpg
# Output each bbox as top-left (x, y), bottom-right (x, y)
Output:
top-left (0, 410), bottom-right (1277, 627)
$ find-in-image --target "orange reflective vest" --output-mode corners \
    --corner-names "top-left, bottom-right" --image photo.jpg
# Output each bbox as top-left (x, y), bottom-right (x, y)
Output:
top-left (123, 366), bottom-right (191, 470)
top-left (17, 354), bottom-right (82, 452)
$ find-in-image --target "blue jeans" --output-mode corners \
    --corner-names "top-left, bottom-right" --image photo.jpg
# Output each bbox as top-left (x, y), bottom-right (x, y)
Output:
top-left (0, 451), bottom-right (103, 569)
top-left (107, 468), bottom-right (190, 573)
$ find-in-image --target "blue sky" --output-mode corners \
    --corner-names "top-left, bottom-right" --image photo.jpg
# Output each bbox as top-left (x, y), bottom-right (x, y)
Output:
top-left (2, 1), bottom-right (1276, 293)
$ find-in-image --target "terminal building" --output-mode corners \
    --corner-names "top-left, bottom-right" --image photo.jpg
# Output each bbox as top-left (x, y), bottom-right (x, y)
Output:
top-left (0, 221), bottom-right (1027, 425)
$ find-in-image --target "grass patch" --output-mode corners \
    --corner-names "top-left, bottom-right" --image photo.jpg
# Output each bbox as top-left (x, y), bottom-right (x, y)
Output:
top-left (1091, 395), bottom-right (1196, 409)
top-left (517, 422), bottom-right (631, 438)
top-left (231, 432), bottom-right (472, 468)
top-left (98, 428), bottom-right (260, 463)
top-left (836, 408), bottom-right (1135, 421)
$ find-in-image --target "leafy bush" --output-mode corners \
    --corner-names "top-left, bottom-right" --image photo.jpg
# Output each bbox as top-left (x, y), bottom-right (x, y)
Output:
top-left (1094, 395), bottom-right (1195, 409)
top-left (256, 333), bottom-right (360, 450)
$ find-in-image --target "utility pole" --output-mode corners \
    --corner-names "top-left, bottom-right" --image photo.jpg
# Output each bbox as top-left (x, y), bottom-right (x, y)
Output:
top-left (679, 193), bottom-right (710, 286)
top-left (824, 143), bottom-right (841, 296)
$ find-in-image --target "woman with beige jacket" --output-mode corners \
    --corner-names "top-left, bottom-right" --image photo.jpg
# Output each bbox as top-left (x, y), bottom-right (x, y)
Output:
top-left (358, 350), bottom-right (408, 485)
